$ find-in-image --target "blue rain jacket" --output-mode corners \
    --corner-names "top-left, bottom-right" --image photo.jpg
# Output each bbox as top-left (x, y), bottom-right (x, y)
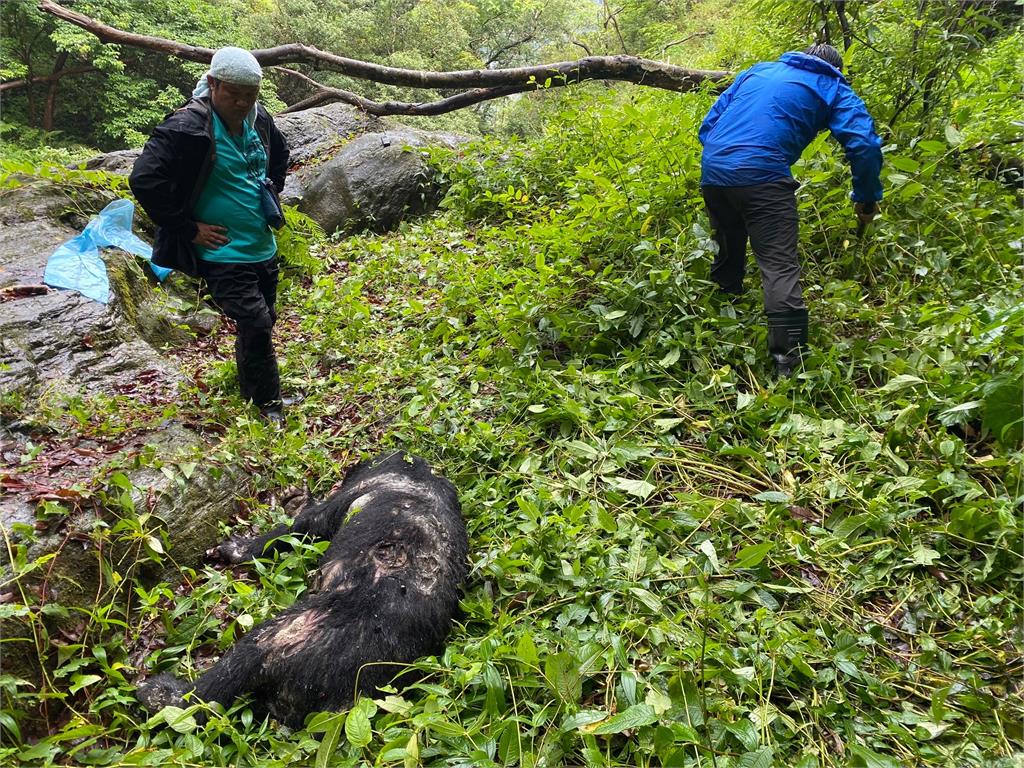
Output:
top-left (699, 52), bottom-right (883, 203)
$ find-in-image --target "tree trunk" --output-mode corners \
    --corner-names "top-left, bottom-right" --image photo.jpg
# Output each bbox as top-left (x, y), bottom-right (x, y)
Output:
top-left (42, 51), bottom-right (68, 132)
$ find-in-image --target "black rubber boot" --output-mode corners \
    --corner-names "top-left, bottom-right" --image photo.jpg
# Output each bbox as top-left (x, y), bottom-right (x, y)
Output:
top-left (767, 309), bottom-right (808, 377)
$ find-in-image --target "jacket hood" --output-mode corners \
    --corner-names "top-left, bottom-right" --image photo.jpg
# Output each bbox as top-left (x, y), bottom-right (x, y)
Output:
top-left (779, 51), bottom-right (847, 82)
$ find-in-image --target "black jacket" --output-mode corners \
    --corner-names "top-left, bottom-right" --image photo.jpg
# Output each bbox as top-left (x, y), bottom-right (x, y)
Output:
top-left (129, 97), bottom-right (290, 276)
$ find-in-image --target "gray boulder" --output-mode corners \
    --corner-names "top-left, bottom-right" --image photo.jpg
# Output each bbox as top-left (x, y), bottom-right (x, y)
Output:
top-left (77, 149), bottom-right (141, 175)
top-left (294, 127), bottom-right (467, 234)
top-left (275, 104), bottom-right (472, 234)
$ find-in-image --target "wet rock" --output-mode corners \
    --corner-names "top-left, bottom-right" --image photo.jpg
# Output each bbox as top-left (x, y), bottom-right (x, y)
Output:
top-left (295, 127), bottom-right (468, 235)
top-left (0, 178), bottom-right (237, 688)
top-left (273, 102), bottom-right (386, 168)
top-left (74, 149), bottom-right (141, 175)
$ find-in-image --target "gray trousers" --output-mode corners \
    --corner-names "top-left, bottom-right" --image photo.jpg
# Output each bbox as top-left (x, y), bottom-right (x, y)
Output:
top-left (701, 179), bottom-right (805, 314)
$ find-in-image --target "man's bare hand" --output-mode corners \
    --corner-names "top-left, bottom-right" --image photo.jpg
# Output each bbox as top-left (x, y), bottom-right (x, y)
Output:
top-left (854, 201), bottom-right (879, 225)
top-left (193, 222), bottom-right (230, 248)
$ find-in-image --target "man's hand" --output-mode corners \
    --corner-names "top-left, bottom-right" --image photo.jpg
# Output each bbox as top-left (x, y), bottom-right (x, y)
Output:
top-left (854, 201), bottom-right (879, 225)
top-left (192, 222), bottom-right (230, 248)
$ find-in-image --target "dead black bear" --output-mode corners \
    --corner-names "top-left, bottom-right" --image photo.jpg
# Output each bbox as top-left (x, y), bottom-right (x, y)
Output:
top-left (137, 452), bottom-right (468, 727)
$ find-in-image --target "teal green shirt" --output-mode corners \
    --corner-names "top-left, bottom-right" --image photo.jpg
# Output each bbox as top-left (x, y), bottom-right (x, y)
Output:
top-left (194, 112), bottom-right (277, 263)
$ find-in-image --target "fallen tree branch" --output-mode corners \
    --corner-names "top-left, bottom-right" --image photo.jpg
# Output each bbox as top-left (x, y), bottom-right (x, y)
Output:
top-left (37, 0), bottom-right (730, 116)
top-left (0, 65), bottom-right (97, 92)
top-left (269, 65), bottom-right (690, 117)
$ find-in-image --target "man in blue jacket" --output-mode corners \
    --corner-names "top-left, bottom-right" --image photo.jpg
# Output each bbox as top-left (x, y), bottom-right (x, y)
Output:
top-left (698, 43), bottom-right (882, 376)
top-left (130, 47), bottom-right (291, 422)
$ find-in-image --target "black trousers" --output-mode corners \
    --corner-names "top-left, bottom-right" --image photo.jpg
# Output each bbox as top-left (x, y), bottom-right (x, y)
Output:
top-left (701, 179), bottom-right (805, 314)
top-left (198, 256), bottom-right (281, 408)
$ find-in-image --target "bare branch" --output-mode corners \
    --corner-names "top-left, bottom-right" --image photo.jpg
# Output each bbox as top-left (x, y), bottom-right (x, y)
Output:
top-left (658, 32), bottom-right (712, 58)
top-left (37, 0), bottom-right (216, 62)
top-left (570, 39), bottom-right (593, 57)
top-left (602, 1), bottom-right (629, 55)
top-left (834, 1), bottom-right (853, 51)
top-left (0, 65), bottom-right (98, 92)
top-left (273, 66), bottom-right (562, 118)
top-left (37, 0), bottom-right (730, 117)
top-left (484, 35), bottom-right (535, 68)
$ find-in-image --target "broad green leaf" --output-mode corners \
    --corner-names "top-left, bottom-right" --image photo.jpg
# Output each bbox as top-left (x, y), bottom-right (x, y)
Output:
top-left (738, 746), bottom-right (775, 768)
top-left (848, 743), bottom-right (903, 768)
top-left (645, 688), bottom-right (672, 716)
top-left (699, 540), bottom-right (719, 572)
top-left (724, 718), bottom-right (759, 750)
top-left (659, 347), bottom-right (681, 366)
top-left (497, 721), bottom-right (521, 765)
top-left (909, 543), bottom-right (940, 565)
top-left (595, 505), bottom-right (617, 533)
top-left (0, 711), bottom-right (20, 741)
top-left (734, 541), bottom-right (774, 569)
top-left (587, 703), bottom-right (658, 735)
top-left (653, 417), bottom-right (684, 432)
top-left (345, 700), bottom-right (374, 747)
top-left (607, 476), bottom-right (656, 499)
top-left (669, 674), bottom-right (705, 727)
top-left (753, 491), bottom-right (790, 503)
top-left (404, 732), bottom-right (420, 768)
top-left (562, 710), bottom-right (608, 730)
top-left (315, 712), bottom-right (345, 768)
top-left (830, 513), bottom-right (871, 541)
top-left (516, 632), bottom-right (539, 666)
top-left (629, 587), bottom-right (662, 612)
top-left (881, 374), bottom-right (925, 392)
top-left (938, 400), bottom-right (983, 425)
top-left (544, 652), bottom-right (582, 703)
top-left (377, 695), bottom-right (412, 715)
top-left (914, 721), bottom-right (951, 740)
top-left (917, 140), bottom-right (947, 154)
top-left (18, 742), bottom-right (60, 762)
top-left (69, 674), bottom-right (102, 694)
top-left (157, 706), bottom-right (197, 734)
top-left (983, 378), bottom-right (1023, 446)
top-left (887, 155), bottom-right (920, 173)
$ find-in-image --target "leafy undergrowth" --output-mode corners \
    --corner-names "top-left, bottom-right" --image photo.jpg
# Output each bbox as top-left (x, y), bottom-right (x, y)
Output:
top-left (3, 85), bottom-right (1023, 768)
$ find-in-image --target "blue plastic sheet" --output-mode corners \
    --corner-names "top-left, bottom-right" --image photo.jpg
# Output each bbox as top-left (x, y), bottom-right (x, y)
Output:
top-left (43, 198), bottom-right (172, 304)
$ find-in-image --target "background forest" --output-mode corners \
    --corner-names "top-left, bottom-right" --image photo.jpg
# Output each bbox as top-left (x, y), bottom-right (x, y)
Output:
top-left (0, 0), bottom-right (1022, 767)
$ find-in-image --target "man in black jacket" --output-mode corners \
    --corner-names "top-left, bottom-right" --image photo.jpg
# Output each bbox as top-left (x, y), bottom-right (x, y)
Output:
top-left (130, 47), bottom-right (291, 422)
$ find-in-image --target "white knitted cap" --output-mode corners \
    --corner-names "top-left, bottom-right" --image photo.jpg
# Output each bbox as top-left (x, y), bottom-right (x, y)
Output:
top-left (209, 47), bottom-right (262, 86)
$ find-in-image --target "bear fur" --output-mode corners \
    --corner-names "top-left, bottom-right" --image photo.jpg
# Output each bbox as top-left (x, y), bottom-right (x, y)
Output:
top-left (137, 452), bottom-right (468, 727)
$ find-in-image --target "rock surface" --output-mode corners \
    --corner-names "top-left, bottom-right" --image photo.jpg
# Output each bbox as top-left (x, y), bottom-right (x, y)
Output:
top-left (294, 127), bottom-right (466, 234)
top-left (0, 178), bottom-right (238, 685)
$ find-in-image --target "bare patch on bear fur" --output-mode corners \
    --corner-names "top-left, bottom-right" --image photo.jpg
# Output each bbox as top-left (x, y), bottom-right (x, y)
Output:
top-left (263, 611), bottom-right (323, 660)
